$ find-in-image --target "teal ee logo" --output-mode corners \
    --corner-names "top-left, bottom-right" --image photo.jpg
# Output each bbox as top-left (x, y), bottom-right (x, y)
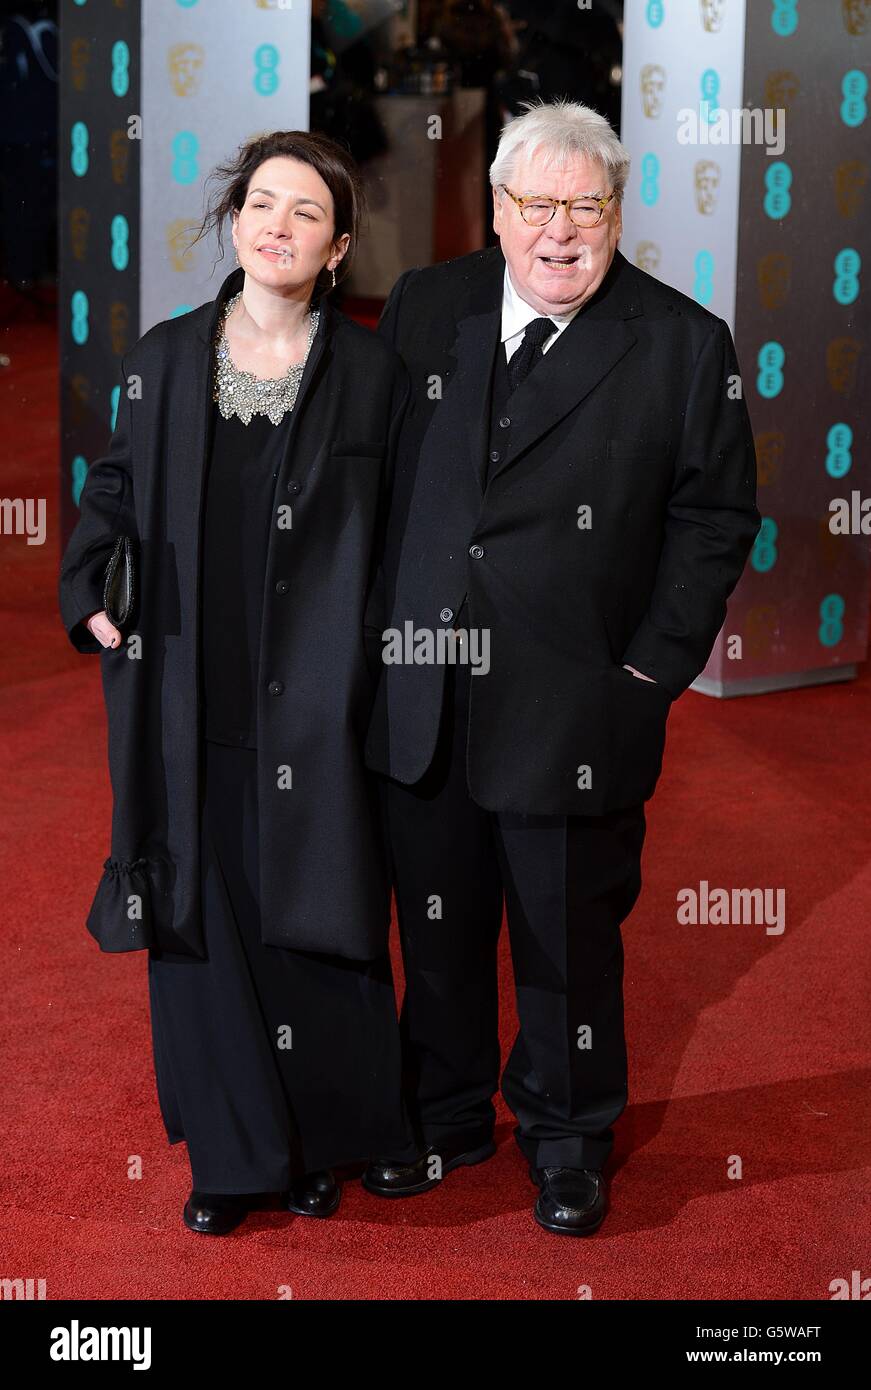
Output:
top-left (111, 41), bottom-right (130, 98)
top-left (254, 44), bottom-right (280, 96)
top-left (640, 152), bottom-right (660, 206)
top-left (756, 341), bottom-right (785, 398)
top-left (825, 423), bottom-right (853, 478)
top-left (771, 0), bottom-right (798, 37)
top-left (764, 161), bottom-right (792, 218)
top-left (833, 248), bottom-right (861, 304)
top-left (646, 0), bottom-right (665, 27)
top-left (71, 122), bottom-right (88, 177)
top-left (171, 131), bottom-right (199, 185)
top-left (700, 71), bottom-right (720, 123)
top-left (818, 594), bottom-right (844, 647)
top-left (841, 71), bottom-right (868, 127)
top-left (71, 291), bottom-right (89, 345)
top-left (110, 215), bottom-right (129, 270)
top-left (693, 250), bottom-right (714, 305)
top-left (72, 456), bottom-right (88, 506)
top-left (752, 517), bottom-right (778, 572)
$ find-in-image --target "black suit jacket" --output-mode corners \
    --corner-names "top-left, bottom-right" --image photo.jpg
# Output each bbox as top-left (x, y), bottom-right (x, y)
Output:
top-left (364, 246), bottom-right (761, 816)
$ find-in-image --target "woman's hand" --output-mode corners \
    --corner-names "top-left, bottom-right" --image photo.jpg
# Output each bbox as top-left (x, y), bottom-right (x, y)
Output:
top-left (85, 610), bottom-right (123, 649)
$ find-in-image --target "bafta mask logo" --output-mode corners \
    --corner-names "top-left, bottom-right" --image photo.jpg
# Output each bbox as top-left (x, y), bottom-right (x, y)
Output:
top-left (694, 160), bottom-right (721, 214)
top-left (167, 220), bottom-right (197, 272)
top-left (826, 338), bottom-right (861, 395)
top-left (835, 160), bottom-right (868, 217)
top-left (842, 0), bottom-right (871, 35)
top-left (764, 70), bottom-right (799, 146)
top-left (757, 253), bottom-right (791, 310)
top-left (641, 65), bottom-right (666, 119)
top-left (636, 241), bottom-right (661, 274)
top-left (70, 374), bottom-right (90, 430)
top-left (755, 431), bottom-right (784, 487)
top-left (700, 0), bottom-right (725, 33)
top-left (110, 301), bottom-right (129, 356)
top-left (168, 43), bottom-right (205, 98)
top-left (70, 207), bottom-right (90, 261)
top-left (71, 37), bottom-right (90, 93)
top-left (746, 605), bottom-right (779, 657)
top-left (110, 129), bottom-right (130, 186)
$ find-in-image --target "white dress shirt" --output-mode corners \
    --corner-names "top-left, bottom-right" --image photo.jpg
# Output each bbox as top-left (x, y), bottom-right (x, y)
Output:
top-left (501, 265), bottom-right (584, 363)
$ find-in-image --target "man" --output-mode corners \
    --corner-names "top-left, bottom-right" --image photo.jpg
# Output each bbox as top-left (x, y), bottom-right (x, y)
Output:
top-left (362, 100), bottom-right (760, 1235)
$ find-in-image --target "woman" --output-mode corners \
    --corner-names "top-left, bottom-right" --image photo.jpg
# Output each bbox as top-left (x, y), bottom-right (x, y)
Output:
top-left (58, 130), bottom-right (417, 1234)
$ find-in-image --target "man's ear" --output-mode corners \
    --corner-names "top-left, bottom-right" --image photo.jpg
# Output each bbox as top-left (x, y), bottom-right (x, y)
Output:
top-left (492, 185), bottom-right (503, 236)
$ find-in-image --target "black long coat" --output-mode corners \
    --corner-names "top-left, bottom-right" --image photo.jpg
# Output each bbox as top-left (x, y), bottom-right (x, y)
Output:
top-left (364, 246), bottom-right (761, 815)
top-left (59, 264), bottom-right (408, 960)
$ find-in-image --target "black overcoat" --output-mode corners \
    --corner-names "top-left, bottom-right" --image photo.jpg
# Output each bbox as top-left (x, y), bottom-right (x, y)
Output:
top-left (364, 246), bottom-right (761, 814)
top-left (59, 264), bottom-right (409, 959)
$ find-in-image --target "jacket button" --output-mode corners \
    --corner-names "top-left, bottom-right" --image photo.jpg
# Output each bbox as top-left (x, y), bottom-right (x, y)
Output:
top-left (499, 416), bottom-right (510, 428)
top-left (469, 544), bottom-right (484, 559)
top-left (489, 450), bottom-right (500, 463)
top-left (285, 480), bottom-right (302, 495)
top-left (275, 580), bottom-right (289, 594)
top-left (268, 680), bottom-right (284, 696)
top-left (439, 607), bottom-right (453, 623)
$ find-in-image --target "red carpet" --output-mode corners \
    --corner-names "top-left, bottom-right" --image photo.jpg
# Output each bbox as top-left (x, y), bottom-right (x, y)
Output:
top-left (2, 313), bottom-right (868, 1300)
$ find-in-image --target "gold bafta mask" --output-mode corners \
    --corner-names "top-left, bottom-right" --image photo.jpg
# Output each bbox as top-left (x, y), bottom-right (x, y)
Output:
top-left (71, 37), bottom-right (90, 93)
top-left (636, 242), bottom-right (661, 275)
top-left (167, 220), bottom-right (197, 272)
top-left (70, 207), bottom-right (90, 261)
top-left (835, 160), bottom-right (868, 217)
top-left (109, 302), bottom-right (129, 356)
top-left (700, 0), bottom-right (725, 33)
top-left (757, 253), bottom-right (791, 310)
top-left (168, 43), bottom-right (205, 98)
top-left (842, 0), bottom-right (871, 35)
top-left (641, 65), bottom-right (666, 120)
top-left (70, 374), bottom-right (90, 430)
top-left (764, 70), bottom-right (799, 145)
top-left (110, 129), bottom-right (130, 186)
top-left (745, 605), bottom-right (779, 658)
top-left (755, 432), bottom-right (784, 487)
top-left (694, 161), bottom-right (720, 215)
top-left (826, 338), bottom-right (861, 394)
top-left (818, 512), bottom-right (843, 569)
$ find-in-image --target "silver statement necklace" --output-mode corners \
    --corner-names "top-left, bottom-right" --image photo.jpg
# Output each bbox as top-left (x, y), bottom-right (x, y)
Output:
top-left (212, 290), bottom-right (320, 426)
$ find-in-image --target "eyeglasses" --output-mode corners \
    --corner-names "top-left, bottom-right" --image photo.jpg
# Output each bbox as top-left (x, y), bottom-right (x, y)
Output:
top-left (500, 185), bottom-right (616, 228)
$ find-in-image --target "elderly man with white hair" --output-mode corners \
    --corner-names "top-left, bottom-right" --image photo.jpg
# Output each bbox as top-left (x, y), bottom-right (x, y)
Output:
top-left (362, 101), bottom-right (760, 1235)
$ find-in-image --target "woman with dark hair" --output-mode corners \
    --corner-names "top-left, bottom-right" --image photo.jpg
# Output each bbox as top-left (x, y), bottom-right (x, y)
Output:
top-left (58, 131), bottom-right (416, 1234)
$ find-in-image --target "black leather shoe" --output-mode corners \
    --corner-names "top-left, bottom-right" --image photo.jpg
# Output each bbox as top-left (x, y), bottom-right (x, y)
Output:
top-left (287, 1169), bottom-right (341, 1218)
top-left (183, 1190), bottom-right (250, 1236)
top-left (362, 1136), bottom-right (496, 1197)
top-left (530, 1166), bottom-right (607, 1236)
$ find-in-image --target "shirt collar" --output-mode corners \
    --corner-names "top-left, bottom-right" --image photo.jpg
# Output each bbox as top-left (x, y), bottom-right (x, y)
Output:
top-left (501, 265), bottom-right (584, 344)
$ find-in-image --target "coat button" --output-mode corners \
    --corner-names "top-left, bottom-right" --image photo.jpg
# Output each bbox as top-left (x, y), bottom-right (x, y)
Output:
top-left (275, 580), bottom-right (289, 594)
top-left (489, 450), bottom-right (500, 463)
top-left (499, 416), bottom-right (511, 428)
top-left (469, 544), bottom-right (484, 559)
top-left (268, 680), bottom-right (284, 696)
top-left (439, 607), bottom-right (453, 623)
top-left (285, 480), bottom-right (302, 495)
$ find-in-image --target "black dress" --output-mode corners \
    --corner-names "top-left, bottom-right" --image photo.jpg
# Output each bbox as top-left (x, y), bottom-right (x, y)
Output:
top-left (146, 400), bottom-right (415, 1194)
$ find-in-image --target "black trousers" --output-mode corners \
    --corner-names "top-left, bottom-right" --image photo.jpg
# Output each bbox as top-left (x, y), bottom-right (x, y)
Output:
top-left (382, 658), bottom-right (647, 1172)
top-left (147, 738), bottom-right (416, 1194)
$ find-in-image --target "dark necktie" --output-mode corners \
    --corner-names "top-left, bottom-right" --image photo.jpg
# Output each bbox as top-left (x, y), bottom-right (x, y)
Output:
top-left (507, 316), bottom-right (556, 393)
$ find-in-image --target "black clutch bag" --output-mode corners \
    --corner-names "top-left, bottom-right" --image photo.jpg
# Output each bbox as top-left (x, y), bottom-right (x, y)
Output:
top-left (103, 535), bottom-right (135, 629)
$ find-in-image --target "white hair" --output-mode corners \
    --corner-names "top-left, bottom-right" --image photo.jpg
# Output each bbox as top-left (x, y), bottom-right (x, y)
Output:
top-left (489, 100), bottom-right (631, 203)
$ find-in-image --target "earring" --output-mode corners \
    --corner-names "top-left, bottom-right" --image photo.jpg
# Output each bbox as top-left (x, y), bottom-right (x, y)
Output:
top-left (234, 247), bottom-right (239, 264)
top-left (331, 267), bottom-right (336, 289)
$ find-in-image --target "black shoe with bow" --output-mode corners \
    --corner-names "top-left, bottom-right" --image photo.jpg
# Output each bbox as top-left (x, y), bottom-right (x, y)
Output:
top-left (363, 1135), bottom-right (496, 1197)
top-left (183, 1189), bottom-right (251, 1236)
top-left (287, 1169), bottom-right (341, 1218)
top-left (530, 1166), bottom-right (608, 1236)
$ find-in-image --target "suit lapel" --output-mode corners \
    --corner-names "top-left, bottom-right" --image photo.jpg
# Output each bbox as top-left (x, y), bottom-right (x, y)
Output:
top-left (488, 249), bottom-right (643, 486)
